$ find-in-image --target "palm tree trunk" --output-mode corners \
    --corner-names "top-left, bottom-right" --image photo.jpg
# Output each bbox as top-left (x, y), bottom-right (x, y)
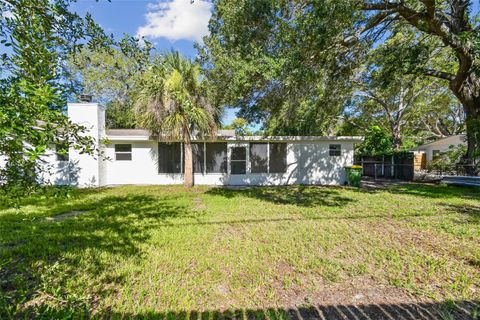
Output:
top-left (183, 134), bottom-right (194, 187)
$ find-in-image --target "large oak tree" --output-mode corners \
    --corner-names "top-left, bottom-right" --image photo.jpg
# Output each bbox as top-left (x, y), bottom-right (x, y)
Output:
top-left (358, 0), bottom-right (479, 167)
top-left (200, 0), bottom-right (479, 169)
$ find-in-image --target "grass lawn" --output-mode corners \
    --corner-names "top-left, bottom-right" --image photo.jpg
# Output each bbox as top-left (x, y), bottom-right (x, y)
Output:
top-left (0, 183), bottom-right (479, 318)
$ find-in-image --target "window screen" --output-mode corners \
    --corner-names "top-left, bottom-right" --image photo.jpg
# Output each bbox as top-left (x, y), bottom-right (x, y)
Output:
top-left (205, 143), bottom-right (227, 173)
top-left (269, 143), bottom-right (287, 173)
top-left (329, 144), bottom-right (341, 156)
top-left (192, 142), bottom-right (204, 173)
top-left (250, 143), bottom-right (268, 173)
top-left (115, 144), bottom-right (132, 161)
top-left (55, 143), bottom-right (69, 161)
top-left (158, 142), bottom-right (182, 173)
top-left (230, 146), bottom-right (247, 174)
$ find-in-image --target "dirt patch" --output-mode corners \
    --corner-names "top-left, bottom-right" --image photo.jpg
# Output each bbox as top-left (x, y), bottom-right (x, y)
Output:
top-left (307, 276), bottom-right (418, 307)
top-left (213, 275), bottom-right (479, 319)
top-left (360, 178), bottom-right (410, 190)
top-left (265, 276), bottom-right (477, 319)
top-left (192, 197), bottom-right (206, 211)
top-left (44, 210), bottom-right (92, 222)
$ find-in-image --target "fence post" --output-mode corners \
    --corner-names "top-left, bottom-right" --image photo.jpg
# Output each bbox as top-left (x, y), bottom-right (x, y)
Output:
top-left (374, 163), bottom-right (377, 180)
top-left (390, 154), bottom-right (395, 178)
top-left (382, 155), bottom-right (385, 177)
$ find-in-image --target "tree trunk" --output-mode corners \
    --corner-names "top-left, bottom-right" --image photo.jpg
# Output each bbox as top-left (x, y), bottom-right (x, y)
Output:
top-left (391, 124), bottom-right (402, 151)
top-left (183, 135), bottom-right (194, 187)
top-left (449, 71), bottom-right (480, 174)
top-left (392, 134), bottom-right (402, 151)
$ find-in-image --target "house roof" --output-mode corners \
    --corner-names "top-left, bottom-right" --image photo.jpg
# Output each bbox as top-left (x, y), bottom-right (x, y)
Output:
top-left (105, 129), bottom-right (364, 142)
top-left (413, 134), bottom-right (466, 150)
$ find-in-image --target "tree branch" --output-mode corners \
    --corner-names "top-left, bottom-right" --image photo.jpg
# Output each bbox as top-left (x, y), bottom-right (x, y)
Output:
top-left (419, 0), bottom-right (436, 18)
top-left (361, 2), bottom-right (400, 11)
top-left (420, 68), bottom-right (455, 81)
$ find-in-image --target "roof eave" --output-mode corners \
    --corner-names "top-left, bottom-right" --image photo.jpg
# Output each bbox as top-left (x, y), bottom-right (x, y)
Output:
top-left (105, 134), bottom-right (364, 142)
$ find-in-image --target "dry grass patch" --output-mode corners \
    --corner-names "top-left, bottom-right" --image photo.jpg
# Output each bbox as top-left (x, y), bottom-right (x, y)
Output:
top-left (0, 183), bottom-right (478, 318)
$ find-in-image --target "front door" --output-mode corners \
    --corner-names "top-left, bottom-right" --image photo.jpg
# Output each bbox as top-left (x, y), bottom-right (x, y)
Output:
top-left (229, 144), bottom-right (248, 174)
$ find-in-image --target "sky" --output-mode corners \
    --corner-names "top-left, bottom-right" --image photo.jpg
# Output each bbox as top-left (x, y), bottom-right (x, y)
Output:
top-left (69, 0), bottom-right (480, 129)
top-left (70, 0), bottom-right (238, 125)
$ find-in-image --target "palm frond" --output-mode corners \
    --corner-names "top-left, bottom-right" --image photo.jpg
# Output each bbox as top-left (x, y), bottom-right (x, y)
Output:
top-left (134, 51), bottom-right (219, 141)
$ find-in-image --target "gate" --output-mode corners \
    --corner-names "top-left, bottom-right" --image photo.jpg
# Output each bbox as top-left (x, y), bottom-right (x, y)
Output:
top-left (356, 153), bottom-right (414, 181)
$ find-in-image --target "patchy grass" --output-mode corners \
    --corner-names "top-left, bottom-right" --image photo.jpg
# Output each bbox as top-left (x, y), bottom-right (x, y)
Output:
top-left (0, 183), bottom-right (479, 318)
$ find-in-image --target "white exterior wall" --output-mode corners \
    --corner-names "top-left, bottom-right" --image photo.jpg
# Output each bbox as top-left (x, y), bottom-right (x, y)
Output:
top-left (104, 140), bottom-right (355, 186)
top-left (24, 102), bottom-right (359, 187)
top-left (38, 148), bottom-right (72, 186)
top-left (419, 135), bottom-right (466, 161)
top-left (65, 103), bottom-right (105, 187)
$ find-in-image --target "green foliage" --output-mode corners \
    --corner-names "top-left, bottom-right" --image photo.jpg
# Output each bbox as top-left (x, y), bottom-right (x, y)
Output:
top-left (134, 51), bottom-right (219, 186)
top-left (356, 126), bottom-right (393, 156)
top-left (347, 30), bottom-right (464, 150)
top-left (427, 145), bottom-right (468, 173)
top-left (0, 0), bottom-right (110, 196)
top-left (135, 51), bottom-right (219, 140)
top-left (201, 0), bottom-right (477, 157)
top-left (222, 117), bottom-right (252, 136)
top-left (198, 0), bottom-right (360, 135)
top-left (68, 35), bottom-right (153, 129)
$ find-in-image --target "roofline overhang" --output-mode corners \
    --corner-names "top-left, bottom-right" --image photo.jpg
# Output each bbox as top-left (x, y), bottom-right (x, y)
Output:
top-left (411, 134), bottom-right (466, 151)
top-left (105, 135), bottom-right (364, 143)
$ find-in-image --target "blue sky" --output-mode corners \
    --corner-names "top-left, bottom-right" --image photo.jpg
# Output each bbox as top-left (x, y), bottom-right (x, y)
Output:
top-left (70, 0), bottom-right (238, 125)
top-left (70, 0), bottom-right (479, 129)
top-left (70, 0), bottom-right (206, 57)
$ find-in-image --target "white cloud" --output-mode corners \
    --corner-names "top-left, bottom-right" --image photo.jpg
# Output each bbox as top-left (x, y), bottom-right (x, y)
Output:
top-left (137, 0), bottom-right (212, 43)
top-left (2, 10), bottom-right (14, 19)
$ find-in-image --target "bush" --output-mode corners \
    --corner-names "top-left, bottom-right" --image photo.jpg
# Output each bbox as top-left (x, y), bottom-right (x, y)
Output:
top-left (356, 126), bottom-right (393, 156)
top-left (426, 145), bottom-right (467, 173)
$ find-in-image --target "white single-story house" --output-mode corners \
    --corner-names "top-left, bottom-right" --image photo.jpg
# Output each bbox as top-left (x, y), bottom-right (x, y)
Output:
top-left (38, 102), bottom-right (362, 187)
top-left (413, 135), bottom-right (466, 162)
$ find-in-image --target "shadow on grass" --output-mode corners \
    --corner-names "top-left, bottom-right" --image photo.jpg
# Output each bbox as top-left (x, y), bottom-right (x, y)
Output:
top-left (365, 182), bottom-right (480, 200)
top-left (12, 300), bottom-right (480, 319)
top-left (206, 185), bottom-right (356, 208)
top-left (146, 211), bottom-right (456, 228)
top-left (0, 185), bottom-right (103, 210)
top-left (0, 193), bottom-right (191, 318)
top-left (1, 184), bottom-right (479, 318)
top-left (441, 202), bottom-right (480, 224)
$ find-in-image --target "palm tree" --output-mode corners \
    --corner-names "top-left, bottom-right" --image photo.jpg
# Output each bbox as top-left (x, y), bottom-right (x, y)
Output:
top-left (134, 51), bottom-right (219, 187)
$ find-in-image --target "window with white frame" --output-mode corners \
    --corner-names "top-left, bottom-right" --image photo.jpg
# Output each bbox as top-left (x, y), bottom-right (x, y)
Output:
top-left (152, 141), bottom-right (289, 175)
top-left (115, 144), bottom-right (132, 161)
top-left (248, 142), bottom-right (287, 174)
top-left (329, 144), bottom-right (341, 156)
top-left (230, 146), bottom-right (247, 174)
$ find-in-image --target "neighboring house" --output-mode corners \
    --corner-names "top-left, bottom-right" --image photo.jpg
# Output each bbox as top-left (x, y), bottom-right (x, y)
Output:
top-left (39, 102), bottom-right (362, 187)
top-left (414, 135), bottom-right (466, 161)
top-left (412, 135), bottom-right (466, 170)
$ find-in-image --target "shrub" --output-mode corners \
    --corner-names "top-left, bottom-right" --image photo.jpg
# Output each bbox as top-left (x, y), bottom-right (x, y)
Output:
top-left (426, 145), bottom-right (467, 173)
